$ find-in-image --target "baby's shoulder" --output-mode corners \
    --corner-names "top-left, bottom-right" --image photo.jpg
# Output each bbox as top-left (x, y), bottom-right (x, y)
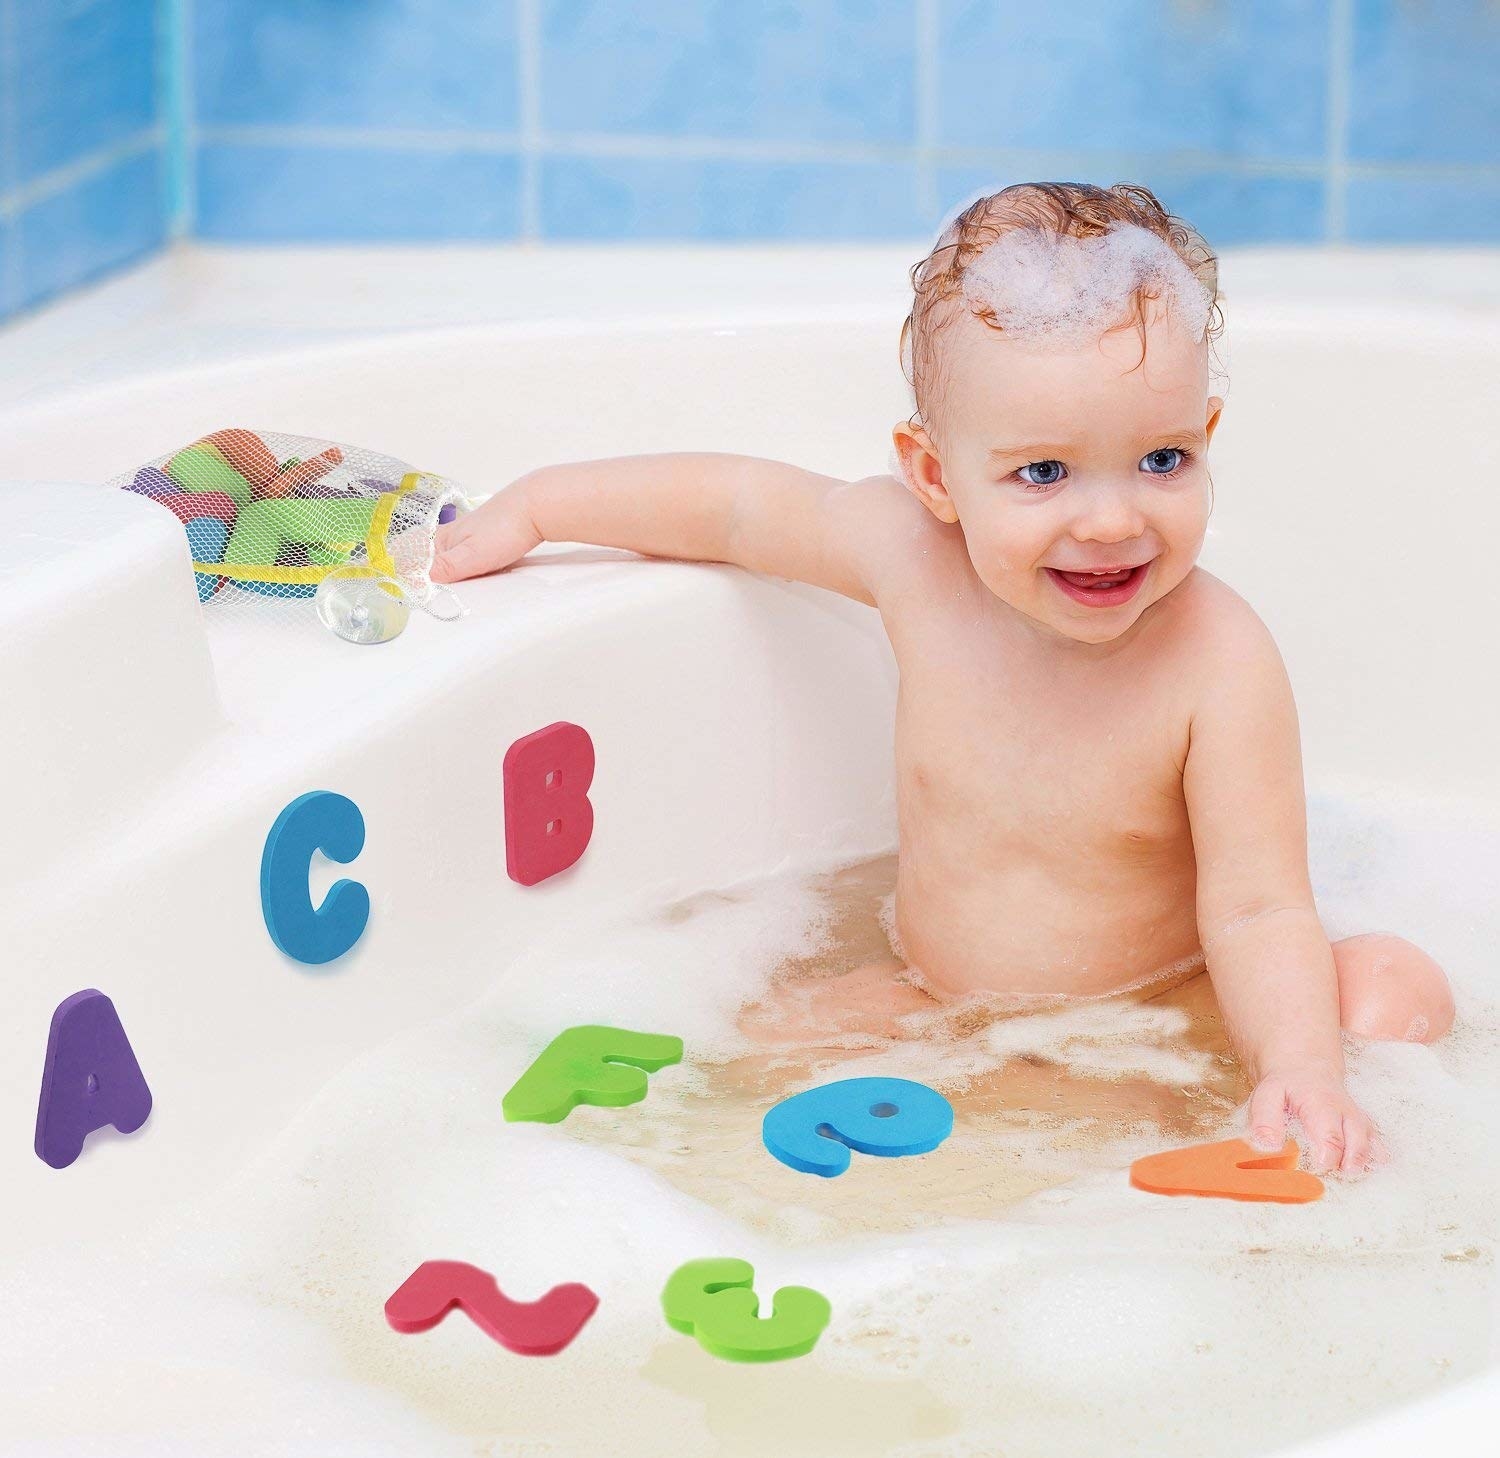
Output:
top-left (831, 473), bottom-right (964, 589)
top-left (1174, 567), bottom-right (1277, 640)
top-left (840, 471), bottom-right (911, 507)
top-left (838, 471), bottom-right (928, 524)
top-left (1163, 568), bottom-right (1287, 687)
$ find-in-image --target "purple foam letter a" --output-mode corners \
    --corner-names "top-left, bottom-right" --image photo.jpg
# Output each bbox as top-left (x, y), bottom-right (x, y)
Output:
top-left (35, 990), bottom-right (152, 1169)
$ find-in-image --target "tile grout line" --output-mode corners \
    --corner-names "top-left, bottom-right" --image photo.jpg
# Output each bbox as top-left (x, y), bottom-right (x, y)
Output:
top-left (158, 0), bottom-right (179, 233)
top-left (0, 0), bottom-right (15, 198)
top-left (194, 123), bottom-right (1412, 180)
top-left (1342, 160), bottom-right (1500, 181)
top-left (1324, 0), bottom-right (1353, 242)
top-left (0, 0), bottom-right (20, 310)
top-left (200, 124), bottom-right (528, 153)
top-left (189, 122), bottom-right (1500, 185)
top-left (173, 0), bottom-right (198, 236)
top-left (915, 0), bottom-right (938, 224)
top-left (517, 0), bottom-right (541, 241)
top-left (0, 128), bottom-right (166, 221)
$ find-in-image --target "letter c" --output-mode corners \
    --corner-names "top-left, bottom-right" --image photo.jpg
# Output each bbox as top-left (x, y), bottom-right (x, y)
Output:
top-left (260, 790), bottom-right (370, 965)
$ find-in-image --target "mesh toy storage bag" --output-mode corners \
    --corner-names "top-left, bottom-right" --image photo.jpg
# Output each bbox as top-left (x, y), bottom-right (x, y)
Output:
top-left (107, 428), bottom-right (469, 637)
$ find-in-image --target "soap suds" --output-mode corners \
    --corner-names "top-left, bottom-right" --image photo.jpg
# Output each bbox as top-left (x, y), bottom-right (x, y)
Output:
top-left (960, 223), bottom-right (1212, 347)
top-left (3, 786), bottom-right (1496, 1457)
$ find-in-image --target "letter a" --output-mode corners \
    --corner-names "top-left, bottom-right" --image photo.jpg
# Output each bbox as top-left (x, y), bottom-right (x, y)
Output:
top-left (35, 990), bottom-right (152, 1169)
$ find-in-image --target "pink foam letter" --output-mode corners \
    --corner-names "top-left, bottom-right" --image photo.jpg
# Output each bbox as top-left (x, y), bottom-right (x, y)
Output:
top-left (385, 1260), bottom-right (597, 1355)
top-left (503, 722), bottom-right (595, 886)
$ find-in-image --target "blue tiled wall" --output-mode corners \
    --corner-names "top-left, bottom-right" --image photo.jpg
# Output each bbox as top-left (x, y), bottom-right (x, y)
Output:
top-left (187, 0), bottom-right (1500, 249)
top-left (0, 0), bottom-right (168, 321)
top-left (3, 2), bottom-right (1499, 322)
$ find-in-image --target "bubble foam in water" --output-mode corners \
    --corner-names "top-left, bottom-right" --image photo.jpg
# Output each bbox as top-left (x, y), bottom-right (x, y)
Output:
top-left (959, 223), bottom-right (1212, 347)
top-left (3, 786), bottom-right (1497, 1456)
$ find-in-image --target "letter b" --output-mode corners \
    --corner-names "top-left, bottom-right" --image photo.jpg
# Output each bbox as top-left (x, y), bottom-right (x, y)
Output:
top-left (503, 722), bottom-right (595, 886)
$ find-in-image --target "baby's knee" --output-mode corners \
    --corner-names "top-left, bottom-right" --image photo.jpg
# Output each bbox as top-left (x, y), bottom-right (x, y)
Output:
top-left (1332, 933), bottom-right (1454, 1044)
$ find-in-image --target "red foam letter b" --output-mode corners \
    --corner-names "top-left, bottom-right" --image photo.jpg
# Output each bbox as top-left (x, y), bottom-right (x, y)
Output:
top-left (503, 722), bottom-right (595, 886)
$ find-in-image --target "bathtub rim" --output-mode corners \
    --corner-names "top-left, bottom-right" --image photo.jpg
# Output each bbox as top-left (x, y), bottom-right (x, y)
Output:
top-left (1, 299), bottom-right (1497, 441)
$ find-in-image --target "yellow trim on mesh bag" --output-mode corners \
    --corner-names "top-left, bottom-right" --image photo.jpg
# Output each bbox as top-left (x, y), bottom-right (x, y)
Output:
top-left (363, 490), bottom-right (404, 581)
top-left (193, 562), bottom-right (332, 585)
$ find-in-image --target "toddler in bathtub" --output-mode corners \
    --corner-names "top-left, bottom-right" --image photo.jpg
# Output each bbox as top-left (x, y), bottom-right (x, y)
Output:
top-left (433, 182), bottom-right (1454, 1176)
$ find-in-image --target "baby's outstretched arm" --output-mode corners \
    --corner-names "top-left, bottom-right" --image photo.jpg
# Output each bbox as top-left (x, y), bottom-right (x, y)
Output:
top-left (1183, 611), bottom-right (1379, 1175)
top-left (431, 452), bottom-right (885, 604)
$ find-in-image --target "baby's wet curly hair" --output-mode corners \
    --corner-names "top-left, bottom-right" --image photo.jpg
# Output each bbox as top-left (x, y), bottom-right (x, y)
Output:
top-left (900, 182), bottom-right (1222, 437)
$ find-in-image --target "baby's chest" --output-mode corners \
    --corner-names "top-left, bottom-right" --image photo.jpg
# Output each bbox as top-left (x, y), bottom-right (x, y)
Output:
top-left (894, 656), bottom-right (1194, 863)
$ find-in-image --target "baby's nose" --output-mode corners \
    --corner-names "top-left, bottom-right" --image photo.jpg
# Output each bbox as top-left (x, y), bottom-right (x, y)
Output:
top-left (1074, 477), bottom-right (1152, 531)
top-left (1071, 488), bottom-right (1147, 542)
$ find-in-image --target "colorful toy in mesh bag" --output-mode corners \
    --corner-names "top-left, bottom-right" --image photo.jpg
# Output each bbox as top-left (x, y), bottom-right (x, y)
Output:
top-left (108, 428), bottom-right (470, 642)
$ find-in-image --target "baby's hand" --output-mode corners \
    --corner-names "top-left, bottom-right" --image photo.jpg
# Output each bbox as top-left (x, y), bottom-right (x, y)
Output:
top-left (1247, 1064), bottom-right (1383, 1176)
top-left (430, 485), bottom-right (543, 584)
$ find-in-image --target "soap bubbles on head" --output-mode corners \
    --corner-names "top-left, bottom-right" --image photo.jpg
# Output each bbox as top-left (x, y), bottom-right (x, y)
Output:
top-left (960, 223), bottom-right (1213, 348)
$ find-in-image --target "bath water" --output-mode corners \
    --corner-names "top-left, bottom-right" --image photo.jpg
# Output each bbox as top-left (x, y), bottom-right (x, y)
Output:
top-left (2, 785), bottom-right (1496, 1457)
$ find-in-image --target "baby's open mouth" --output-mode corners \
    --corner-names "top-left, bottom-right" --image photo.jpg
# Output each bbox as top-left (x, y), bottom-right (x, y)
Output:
top-left (1043, 560), bottom-right (1153, 606)
top-left (1054, 566), bottom-right (1136, 588)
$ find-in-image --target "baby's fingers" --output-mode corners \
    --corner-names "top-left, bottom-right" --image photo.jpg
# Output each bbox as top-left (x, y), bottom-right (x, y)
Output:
top-left (1301, 1100), bottom-right (1345, 1172)
top-left (430, 522), bottom-right (480, 584)
top-left (430, 494), bottom-right (542, 584)
top-left (1333, 1110), bottom-right (1381, 1177)
top-left (1246, 1078), bottom-right (1288, 1151)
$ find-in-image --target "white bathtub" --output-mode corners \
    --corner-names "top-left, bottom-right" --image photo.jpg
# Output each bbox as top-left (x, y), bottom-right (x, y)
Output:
top-left (1, 261), bottom-right (1497, 1454)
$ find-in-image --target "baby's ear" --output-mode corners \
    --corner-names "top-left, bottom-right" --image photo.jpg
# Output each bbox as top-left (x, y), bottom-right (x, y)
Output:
top-left (891, 421), bottom-right (959, 525)
top-left (1204, 395), bottom-right (1225, 443)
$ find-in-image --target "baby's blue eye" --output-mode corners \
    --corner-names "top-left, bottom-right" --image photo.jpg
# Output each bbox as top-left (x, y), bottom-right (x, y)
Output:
top-left (1140, 447), bottom-right (1185, 475)
top-left (1014, 447), bottom-right (1188, 492)
top-left (1018, 459), bottom-right (1067, 488)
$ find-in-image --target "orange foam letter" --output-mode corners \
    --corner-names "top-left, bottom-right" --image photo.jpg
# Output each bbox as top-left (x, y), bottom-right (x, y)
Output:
top-left (1130, 1137), bottom-right (1324, 1204)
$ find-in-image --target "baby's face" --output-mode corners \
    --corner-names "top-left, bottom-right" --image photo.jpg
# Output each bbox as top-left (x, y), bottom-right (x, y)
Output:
top-left (909, 304), bottom-right (1221, 647)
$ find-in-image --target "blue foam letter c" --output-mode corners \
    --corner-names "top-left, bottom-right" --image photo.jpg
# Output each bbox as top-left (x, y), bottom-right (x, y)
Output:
top-left (260, 791), bottom-right (370, 965)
